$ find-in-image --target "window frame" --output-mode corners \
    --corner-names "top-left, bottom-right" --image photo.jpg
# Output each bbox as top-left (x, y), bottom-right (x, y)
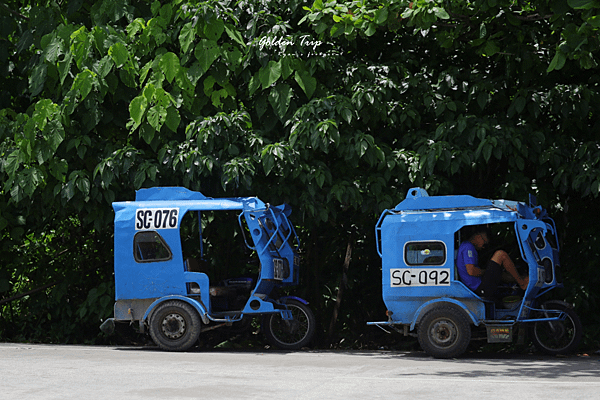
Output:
top-left (403, 241), bottom-right (447, 266)
top-left (133, 231), bottom-right (173, 263)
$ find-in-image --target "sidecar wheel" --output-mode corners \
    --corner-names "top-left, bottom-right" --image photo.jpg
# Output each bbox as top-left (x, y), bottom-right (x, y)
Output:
top-left (262, 299), bottom-right (316, 350)
top-left (418, 306), bottom-right (471, 359)
top-left (530, 301), bottom-right (582, 355)
top-left (149, 301), bottom-right (201, 351)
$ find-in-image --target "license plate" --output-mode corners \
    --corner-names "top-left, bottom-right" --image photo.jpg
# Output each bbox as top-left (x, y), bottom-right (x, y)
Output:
top-left (390, 268), bottom-right (451, 287)
top-left (486, 325), bottom-right (513, 343)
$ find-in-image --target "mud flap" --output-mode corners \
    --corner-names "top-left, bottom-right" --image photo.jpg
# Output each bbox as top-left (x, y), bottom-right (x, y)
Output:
top-left (100, 318), bottom-right (115, 335)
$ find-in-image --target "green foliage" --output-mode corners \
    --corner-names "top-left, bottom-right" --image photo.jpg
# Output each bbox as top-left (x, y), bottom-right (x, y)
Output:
top-left (0, 0), bottom-right (599, 351)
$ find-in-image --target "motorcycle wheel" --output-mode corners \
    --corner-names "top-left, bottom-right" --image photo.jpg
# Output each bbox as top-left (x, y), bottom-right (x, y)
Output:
top-left (262, 299), bottom-right (316, 350)
top-left (530, 301), bottom-right (582, 355)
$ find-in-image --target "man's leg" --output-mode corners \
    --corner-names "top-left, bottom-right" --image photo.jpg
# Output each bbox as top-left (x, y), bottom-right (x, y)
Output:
top-left (490, 250), bottom-right (529, 290)
top-left (474, 260), bottom-right (503, 299)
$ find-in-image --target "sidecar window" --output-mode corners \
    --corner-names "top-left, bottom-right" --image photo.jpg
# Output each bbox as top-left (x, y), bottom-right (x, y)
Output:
top-left (134, 231), bottom-right (172, 262)
top-left (405, 242), bottom-right (446, 266)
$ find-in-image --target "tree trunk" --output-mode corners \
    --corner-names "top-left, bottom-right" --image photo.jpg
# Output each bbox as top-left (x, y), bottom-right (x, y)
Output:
top-left (327, 238), bottom-right (353, 344)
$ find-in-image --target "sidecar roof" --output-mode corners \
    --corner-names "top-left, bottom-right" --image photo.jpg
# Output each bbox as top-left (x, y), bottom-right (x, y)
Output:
top-left (390, 187), bottom-right (542, 222)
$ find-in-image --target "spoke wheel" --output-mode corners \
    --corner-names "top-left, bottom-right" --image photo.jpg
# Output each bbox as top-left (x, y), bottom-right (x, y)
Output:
top-left (530, 301), bottom-right (582, 355)
top-left (262, 299), bottom-right (316, 350)
top-left (149, 301), bottom-right (201, 351)
top-left (418, 306), bottom-right (471, 359)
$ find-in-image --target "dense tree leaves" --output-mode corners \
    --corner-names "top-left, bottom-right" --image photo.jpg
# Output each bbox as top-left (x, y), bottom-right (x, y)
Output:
top-left (0, 0), bottom-right (599, 350)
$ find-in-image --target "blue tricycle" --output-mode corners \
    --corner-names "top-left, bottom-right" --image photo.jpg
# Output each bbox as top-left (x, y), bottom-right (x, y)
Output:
top-left (369, 188), bottom-right (582, 358)
top-left (102, 187), bottom-right (315, 351)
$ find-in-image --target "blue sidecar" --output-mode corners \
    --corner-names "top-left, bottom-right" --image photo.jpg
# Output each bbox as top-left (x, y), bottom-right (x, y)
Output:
top-left (105, 187), bottom-right (315, 351)
top-left (369, 187), bottom-right (582, 358)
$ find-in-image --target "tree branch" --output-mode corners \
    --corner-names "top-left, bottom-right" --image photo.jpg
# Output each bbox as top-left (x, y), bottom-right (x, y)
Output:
top-left (0, 281), bottom-right (61, 306)
top-left (513, 13), bottom-right (553, 21)
top-left (0, 2), bottom-right (30, 21)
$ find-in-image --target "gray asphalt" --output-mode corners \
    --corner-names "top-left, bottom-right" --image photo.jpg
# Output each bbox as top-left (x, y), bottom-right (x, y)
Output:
top-left (1, 343), bottom-right (599, 399)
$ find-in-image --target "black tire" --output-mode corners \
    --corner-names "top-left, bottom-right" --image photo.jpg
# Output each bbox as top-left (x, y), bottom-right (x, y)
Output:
top-left (262, 299), bottom-right (316, 350)
top-left (149, 300), bottom-right (201, 351)
top-left (417, 306), bottom-right (472, 359)
top-left (530, 301), bottom-right (582, 355)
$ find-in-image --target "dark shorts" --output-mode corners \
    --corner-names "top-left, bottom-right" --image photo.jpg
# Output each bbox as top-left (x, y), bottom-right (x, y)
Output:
top-left (474, 260), bottom-right (502, 299)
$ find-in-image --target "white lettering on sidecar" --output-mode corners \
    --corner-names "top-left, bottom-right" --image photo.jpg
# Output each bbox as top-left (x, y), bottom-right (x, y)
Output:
top-left (390, 268), bottom-right (451, 287)
top-left (135, 208), bottom-right (179, 230)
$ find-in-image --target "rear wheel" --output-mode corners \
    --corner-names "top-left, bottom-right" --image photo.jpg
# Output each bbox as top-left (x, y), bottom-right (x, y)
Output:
top-left (149, 301), bottom-right (201, 351)
top-left (530, 301), bottom-right (582, 355)
top-left (262, 299), bottom-right (316, 350)
top-left (418, 306), bottom-right (471, 359)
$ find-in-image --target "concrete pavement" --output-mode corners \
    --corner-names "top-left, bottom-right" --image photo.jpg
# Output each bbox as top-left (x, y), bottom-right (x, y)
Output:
top-left (1, 343), bottom-right (599, 399)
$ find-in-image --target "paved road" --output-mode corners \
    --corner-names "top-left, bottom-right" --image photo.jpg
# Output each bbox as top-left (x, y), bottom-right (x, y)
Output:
top-left (1, 343), bottom-right (599, 399)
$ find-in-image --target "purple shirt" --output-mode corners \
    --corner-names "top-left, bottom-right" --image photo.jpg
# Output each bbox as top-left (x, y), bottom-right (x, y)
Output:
top-left (456, 241), bottom-right (481, 290)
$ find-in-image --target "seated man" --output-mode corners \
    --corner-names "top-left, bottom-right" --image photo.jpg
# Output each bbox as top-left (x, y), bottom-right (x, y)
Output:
top-left (457, 226), bottom-right (529, 300)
